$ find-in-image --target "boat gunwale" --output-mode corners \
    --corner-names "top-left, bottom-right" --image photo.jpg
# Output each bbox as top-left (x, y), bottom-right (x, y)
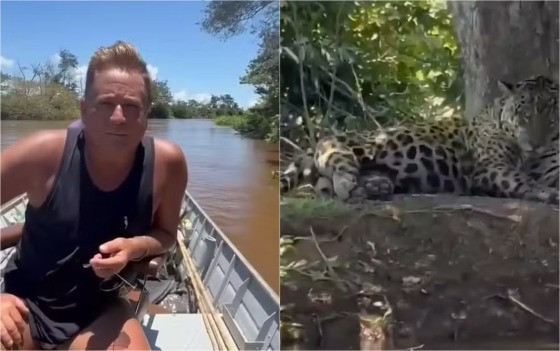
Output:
top-left (184, 192), bottom-right (279, 303)
top-left (0, 194), bottom-right (26, 216)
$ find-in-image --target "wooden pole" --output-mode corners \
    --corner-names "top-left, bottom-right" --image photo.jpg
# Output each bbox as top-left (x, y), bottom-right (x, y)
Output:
top-left (178, 235), bottom-right (238, 350)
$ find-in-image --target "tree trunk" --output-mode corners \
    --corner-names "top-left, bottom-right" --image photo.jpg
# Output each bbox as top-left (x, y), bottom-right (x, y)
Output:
top-left (447, 1), bottom-right (559, 119)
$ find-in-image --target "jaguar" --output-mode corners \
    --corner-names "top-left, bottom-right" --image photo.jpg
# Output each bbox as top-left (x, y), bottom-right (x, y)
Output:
top-left (280, 75), bottom-right (559, 204)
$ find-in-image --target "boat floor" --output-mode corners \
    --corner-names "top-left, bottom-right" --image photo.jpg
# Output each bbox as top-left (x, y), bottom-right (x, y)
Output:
top-left (141, 313), bottom-right (213, 350)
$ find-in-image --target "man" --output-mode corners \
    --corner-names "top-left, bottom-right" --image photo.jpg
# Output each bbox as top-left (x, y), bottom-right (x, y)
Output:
top-left (0, 41), bottom-right (188, 350)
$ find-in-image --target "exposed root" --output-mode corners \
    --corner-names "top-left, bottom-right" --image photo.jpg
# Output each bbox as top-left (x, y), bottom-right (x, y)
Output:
top-left (399, 204), bottom-right (522, 221)
top-left (313, 314), bottom-right (323, 347)
top-left (281, 136), bottom-right (304, 152)
top-left (506, 291), bottom-right (557, 326)
top-left (486, 292), bottom-right (557, 326)
top-left (309, 226), bottom-right (352, 292)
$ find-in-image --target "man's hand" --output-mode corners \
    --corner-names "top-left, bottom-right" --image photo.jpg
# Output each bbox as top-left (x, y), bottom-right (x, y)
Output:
top-left (89, 237), bottom-right (136, 279)
top-left (0, 293), bottom-right (29, 349)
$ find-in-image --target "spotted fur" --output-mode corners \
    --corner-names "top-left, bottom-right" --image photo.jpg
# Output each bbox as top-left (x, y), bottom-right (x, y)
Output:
top-left (281, 75), bottom-right (559, 205)
top-left (467, 75), bottom-right (559, 203)
top-left (499, 76), bottom-right (559, 188)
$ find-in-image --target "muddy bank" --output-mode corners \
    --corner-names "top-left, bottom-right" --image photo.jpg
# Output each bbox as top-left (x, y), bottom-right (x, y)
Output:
top-left (280, 195), bottom-right (559, 350)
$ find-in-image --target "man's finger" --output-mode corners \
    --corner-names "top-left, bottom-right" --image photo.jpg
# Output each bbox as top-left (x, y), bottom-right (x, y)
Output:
top-left (90, 254), bottom-right (126, 269)
top-left (92, 267), bottom-right (115, 279)
top-left (99, 238), bottom-right (125, 254)
top-left (1, 323), bottom-right (14, 349)
top-left (13, 299), bottom-right (28, 317)
top-left (7, 310), bottom-right (24, 346)
top-left (2, 316), bottom-right (21, 348)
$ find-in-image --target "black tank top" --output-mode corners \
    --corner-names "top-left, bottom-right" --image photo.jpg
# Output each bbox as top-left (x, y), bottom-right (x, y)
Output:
top-left (2, 125), bottom-right (154, 342)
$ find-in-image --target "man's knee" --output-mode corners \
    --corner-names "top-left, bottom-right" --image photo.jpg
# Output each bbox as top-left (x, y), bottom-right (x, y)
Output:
top-left (66, 299), bottom-right (150, 350)
top-left (108, 327), bottom-right (150, 351)
top-left (12, 319), bottom-right (38, 351)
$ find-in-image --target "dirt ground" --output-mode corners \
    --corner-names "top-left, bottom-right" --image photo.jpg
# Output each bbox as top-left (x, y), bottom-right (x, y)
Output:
top-left (280, 194), bottom-right (559, 350)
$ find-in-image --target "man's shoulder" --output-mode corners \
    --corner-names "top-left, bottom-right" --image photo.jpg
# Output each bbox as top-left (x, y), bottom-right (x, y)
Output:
top-left (10, 129), bottom-right (67, 160)
top-left (25, 129), bottom-right (68, 169)
top-left (152, 138), bottom-right (188, 191)
top-left (153, 138), bottom-right (186, 165)
top-left (1, 129), bottom-right (68, 203)
top-left (30, 129), bottom-right (67, 142)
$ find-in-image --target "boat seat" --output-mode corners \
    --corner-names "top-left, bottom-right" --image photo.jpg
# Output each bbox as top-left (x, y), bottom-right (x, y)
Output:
top-left (141, 314), bottom-right (213, 350)
top-left (0, 223), bottom-right (169, 319)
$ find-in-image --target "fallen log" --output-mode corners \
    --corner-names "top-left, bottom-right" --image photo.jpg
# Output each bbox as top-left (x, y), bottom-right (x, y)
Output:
top-left (280, 194), bottom-right (559, 350)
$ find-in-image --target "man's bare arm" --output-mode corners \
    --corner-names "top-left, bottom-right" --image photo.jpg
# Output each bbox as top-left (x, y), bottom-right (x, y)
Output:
top-left (0, 224), bottom-right (24, 248)
top-left (0, 131), bottom-right (63, 206)
top-left (128, 142), bottom-right (188, 258)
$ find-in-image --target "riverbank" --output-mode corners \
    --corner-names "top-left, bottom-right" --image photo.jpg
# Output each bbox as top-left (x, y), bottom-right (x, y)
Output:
top-left (214, 114), bottom-right (247, 129)
top-left (1, 111), bottom-right (277, 142)
top-left (214, 113), bottom-right (278, 142)
top-left (280, 196), bottom-right (559, 349)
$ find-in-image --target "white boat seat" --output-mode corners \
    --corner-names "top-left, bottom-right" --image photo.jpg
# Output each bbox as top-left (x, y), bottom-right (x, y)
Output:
top-left (141, 313), bottom-right (213, 350)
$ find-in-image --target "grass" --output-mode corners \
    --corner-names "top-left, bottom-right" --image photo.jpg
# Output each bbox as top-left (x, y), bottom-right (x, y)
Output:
top-left (280, 197), bottom-right (352, 221)
top-left (213, 114), bottom-right (248, 129)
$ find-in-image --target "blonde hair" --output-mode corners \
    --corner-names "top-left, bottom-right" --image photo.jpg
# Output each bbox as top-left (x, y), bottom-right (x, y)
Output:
top-left (84, 41), bottom-right (152, 105)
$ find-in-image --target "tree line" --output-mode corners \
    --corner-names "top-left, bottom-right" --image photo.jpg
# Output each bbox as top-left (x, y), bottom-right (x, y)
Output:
top-left (200, 0), bottom-right (280, 142)
top-left (0, 49), bottom-right (247, 121)
top-left (149, 79), bottom-right (244, 119)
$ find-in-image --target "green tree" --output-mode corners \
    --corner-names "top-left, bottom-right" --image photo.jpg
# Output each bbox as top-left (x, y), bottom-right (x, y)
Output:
top-left (1, 49), bottom-right (82, 120)
top-left (240, 24), bottom-right (279, 117)
top-left (186, 99), bottom-right (202, 117)
top-left (171, 100), bottom-right (190, 119)
top-left (0, 72), bottom-right (12, 95)
top-left (52, 49), bottom-right (79, 92)
top-left (280, 0), bottom-right (462, 146)
top-left (1, 72), bottom-right (11, 81)
top-left (200, 1), bottom-right (277, 39)
top-left (149, 79), bottom-right (173, 119)
top-left (201, 0), bottom-right (279, 141)
top-left (152, 79), bottom-right (173, 105)
top-left (1, 82), bottom-right (80, 120)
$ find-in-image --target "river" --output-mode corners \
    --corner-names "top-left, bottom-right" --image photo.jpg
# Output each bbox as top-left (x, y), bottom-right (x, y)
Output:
top-left (0, 119), bottom-right (280, 293)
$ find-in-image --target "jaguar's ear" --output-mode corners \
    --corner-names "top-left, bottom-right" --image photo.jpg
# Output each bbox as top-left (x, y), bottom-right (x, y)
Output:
top-left (497, 79), bottom-right (514, 95)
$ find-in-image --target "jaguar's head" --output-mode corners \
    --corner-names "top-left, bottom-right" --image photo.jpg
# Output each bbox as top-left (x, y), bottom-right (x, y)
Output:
top-left (498, 75), bottom-right (559, 153)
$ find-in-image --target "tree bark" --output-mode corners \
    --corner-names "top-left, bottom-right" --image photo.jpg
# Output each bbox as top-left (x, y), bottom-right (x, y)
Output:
top-left (447, 1), bottom-right (559, 119)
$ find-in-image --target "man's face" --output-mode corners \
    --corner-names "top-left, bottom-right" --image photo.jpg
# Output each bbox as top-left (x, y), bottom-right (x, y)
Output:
top-left (81, 68), bottom-right (149, 151)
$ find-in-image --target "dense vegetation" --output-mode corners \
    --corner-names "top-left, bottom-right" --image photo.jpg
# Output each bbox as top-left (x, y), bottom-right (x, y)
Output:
top-left (280, 0), bottom-right (463, 147)
top-left (1, 50), bottom-right (82, 121)
top-left (200, 1), bottom-right (280, 142)
top-left (0, 51), bottom-right (249, 122)
top-left (149, 79), bottom-right (244, 119)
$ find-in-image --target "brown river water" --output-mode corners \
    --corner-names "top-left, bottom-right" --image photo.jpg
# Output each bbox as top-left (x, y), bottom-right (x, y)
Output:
top-left (0, 119), bottom-right (280, 293)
